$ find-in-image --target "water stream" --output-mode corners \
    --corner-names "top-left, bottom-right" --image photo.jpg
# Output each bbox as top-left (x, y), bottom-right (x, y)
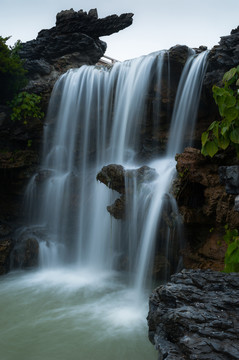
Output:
top-left (1, 50), bottom-right (208, 359)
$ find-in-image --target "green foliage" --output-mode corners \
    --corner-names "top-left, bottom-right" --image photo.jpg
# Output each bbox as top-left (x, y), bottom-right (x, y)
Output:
top-left (0, 36), bottom-right (27, 103)
top-left (9, 91), bottom-right (44, 124)
top-left (223, 225), bottom-right (239, 272)
top-left (201, 65), bottom-right (239, 157)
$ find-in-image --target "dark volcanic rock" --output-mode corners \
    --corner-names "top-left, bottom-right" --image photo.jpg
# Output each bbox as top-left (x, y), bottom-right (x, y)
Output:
top-left (19, 8), bottom-right (133, 101)
top-left (204, 26), bottom-right (239, 88)
top-left (148, 269), bottom-right (239, 360)
top-left (219, 165), bottom-right (239, 195)
top-left (20, 9), bottom-right (133, 64)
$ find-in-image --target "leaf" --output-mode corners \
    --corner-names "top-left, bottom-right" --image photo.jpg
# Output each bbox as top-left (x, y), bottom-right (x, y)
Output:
top-left (224, 94), bottom-right (236, 108)
top-left (230, 128), bottom-right (239, 144)
top-left (212, 85), bottom-right (225, 96)
top-left (224, 107), bottom-right (238, 121)
top-left (226, 241), bottom-right (239, 257)
top-left (218, 135), bottom-right (230, 150)
top-left (223, 67), bottom-right (237, 82)
top-left (201, 131), bottom-right (209, 146)
top-left (208, 121), bottom-right (217, 131)
top-left (204, 140), bottom-right (218, 157)
top-left (213, 122), bottom-right (219, 138)
top-left (221, 126), bottom-right (229, 136)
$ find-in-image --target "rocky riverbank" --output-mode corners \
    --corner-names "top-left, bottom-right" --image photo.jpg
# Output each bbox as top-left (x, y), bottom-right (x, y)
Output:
top-left (148, 269), bottom-right (239, 360)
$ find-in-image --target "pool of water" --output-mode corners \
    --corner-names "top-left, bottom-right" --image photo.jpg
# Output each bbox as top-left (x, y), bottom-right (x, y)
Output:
top-left (0, 268), bottom-right (157, 360)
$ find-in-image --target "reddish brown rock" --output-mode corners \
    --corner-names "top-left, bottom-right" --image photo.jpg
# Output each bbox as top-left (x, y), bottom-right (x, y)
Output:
top-left (175, 147), bottom-right (239, 271)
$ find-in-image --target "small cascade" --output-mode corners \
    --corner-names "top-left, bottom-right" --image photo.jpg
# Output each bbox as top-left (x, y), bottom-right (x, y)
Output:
top-left (22, 48), bottom-right (208, 293)
top-left (167, 49), bottom-right (209, 155)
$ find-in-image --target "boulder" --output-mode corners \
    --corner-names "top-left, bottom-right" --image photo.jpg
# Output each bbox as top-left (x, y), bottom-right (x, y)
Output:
top-left (148, 269), bottom-right (239, 360)
top-left (97, 164), bottom-right (158, 219)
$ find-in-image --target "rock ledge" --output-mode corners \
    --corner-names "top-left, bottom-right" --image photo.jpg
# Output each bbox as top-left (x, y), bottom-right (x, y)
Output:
top-left (148, 269), bottom-right (239, 360)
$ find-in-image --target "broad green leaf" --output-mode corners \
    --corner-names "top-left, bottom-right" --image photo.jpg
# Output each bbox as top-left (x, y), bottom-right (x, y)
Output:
top-left (230, 128), bottom-right (239, 144)
top-left (236, 78), bottom-right (239, 86)
top-left (225, 241), bottom-right (238, 258)
top-left (212, 85), bottom-right (225, 96)
top-left (201, 131), bottom-right (209, 146)
top-left (224, 94), bottom-right (236, 108)
top-left (224, 107), bottom-right (238, 121)
top-left (208, 121), bottom-right (217, 131)
top-left (223, 67), bottom-right (237, 82)
top-left (201, 145), bottom-right (208, 157)
top-left (204, 140), bottom-right (218, 157)
top-left (218, 135), bottom-right (230, 150)
top-left (221, 125), bottom-right (229, 136)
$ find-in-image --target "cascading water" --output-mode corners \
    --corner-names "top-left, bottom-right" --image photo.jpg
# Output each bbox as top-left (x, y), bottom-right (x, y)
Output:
top-left (0, 49), bottom-right (209, 360)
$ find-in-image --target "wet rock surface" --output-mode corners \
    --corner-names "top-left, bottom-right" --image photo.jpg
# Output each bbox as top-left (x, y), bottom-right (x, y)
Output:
top-left (148, 269), bottom-right (239, 360)
top-left (96, 164), bottom-right (158, 219)
top-left (219, 165), bottom-right (239, 195)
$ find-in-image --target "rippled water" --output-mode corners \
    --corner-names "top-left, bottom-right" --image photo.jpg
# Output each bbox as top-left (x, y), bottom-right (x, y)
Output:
top-left (0, 269), bottom-right (157, 360)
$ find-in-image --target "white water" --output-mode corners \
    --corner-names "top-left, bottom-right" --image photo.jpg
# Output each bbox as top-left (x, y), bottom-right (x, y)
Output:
top-left (1, 50), bottom-right (208, 360)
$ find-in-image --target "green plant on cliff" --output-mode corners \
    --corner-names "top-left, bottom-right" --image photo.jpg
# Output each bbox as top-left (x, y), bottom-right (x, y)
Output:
top-left (201, 66), bottom-right (239, 158)
top-left (9, 91), bottom-right (44, 124)
top-left (0, 36), bottom-right (27, 103)
top-left (223, 225), bottom-right (239, 272)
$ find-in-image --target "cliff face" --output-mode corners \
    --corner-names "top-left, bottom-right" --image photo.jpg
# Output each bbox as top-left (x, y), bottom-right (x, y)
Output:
top-left (175, 147), bottom-right (239, 271)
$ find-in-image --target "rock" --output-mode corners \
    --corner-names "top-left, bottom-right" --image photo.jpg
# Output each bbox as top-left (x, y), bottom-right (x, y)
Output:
top-left (96, 164), bottom-right (157, 194)
top-left (0, 238), bottom-right (14, 274)
top-left (175, 147), bottom-right (239, 271)
top-left (219, 165), bottom-right (239, 194)
top-left (97, 164), bottom-right (157, 219)
top-left (12, 237), bottom-right (39, 268)
top-left (97, 164), bottom-right (125, 194)
top-left (148, 269), bottom-right (239, 360)
top-left (17, 8), bottom-right (133, 102)
top-left (235, 195), bottom-right (239, 212)
top-left (107, 195), bottom-right (126, 219)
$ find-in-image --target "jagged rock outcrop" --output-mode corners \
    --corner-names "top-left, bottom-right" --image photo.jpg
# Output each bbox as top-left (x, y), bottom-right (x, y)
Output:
top-left (19, 9), bottom-right (133, 101)
top-left (96, 164), bottom-right (157, 219)
top-left (148, 269), bottom-right (239, 360)
top-left (174, 147), bottom-right (239, 270)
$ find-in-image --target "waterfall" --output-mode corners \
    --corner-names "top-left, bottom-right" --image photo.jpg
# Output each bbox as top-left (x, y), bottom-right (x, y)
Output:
top-left (23, 49), bottom-right (208, 291)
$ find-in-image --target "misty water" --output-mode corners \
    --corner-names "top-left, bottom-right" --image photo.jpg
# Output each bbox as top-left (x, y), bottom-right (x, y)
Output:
top-left (0, 50), bottom-right (208, 359)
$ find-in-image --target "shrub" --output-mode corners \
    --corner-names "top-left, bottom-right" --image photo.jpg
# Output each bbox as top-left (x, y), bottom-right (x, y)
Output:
top-left (0, 36), bottom-right (27, 103)
top-left (8, 91), bottom-right (44, 124)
